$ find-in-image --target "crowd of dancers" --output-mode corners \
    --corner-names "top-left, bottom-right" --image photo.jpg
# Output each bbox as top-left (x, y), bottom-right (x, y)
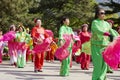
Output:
top-left (0, 7), bottom-right (120, 80)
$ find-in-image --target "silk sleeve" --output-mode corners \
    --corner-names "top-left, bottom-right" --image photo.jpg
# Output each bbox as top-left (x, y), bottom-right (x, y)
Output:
top-left (91, 20), bottom-right (105, 35)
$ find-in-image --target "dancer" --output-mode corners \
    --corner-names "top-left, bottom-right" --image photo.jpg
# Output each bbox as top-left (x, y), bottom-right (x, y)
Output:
top-left (79, 24), bottom-right (91, 70)
top-left (91, 8), bottom-right (115, 80)
top-left (16, 24), bottom-right (31, 68)
top-left (46, 41), bottom-right (57, 62)
top-left (45, 30), bottom-right (58, 62)
top-left (58, 17), bottom-right (74, 76)
top-left (31, 18), bottom-right (48, 72)
top-left (26, 28), bottom-right (33, 62)
top-left (8, 25), bottom-right (17, 66)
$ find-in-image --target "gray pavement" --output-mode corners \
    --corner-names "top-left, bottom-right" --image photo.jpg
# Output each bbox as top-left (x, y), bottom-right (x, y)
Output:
top-left (0, 60), bottom-right (120, 80)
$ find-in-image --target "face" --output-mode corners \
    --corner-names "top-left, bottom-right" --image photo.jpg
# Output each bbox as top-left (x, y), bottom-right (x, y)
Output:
top-left (36, 19), bottom-right (42, 27)
top-left (12, 26), bottom-right (16, 31)
top-left (0, 31), bottom-right (2, 36)
top-left (10, 26), bottom-right (16, 31)
top-left (83, 26), bottom-right (88, 32)
top-left (26, 29), bottom-right (29, 33)
top-left (98, 10), bottom-right (105, 20)
top-left (19, 27), bottom-right (23, 32)
top-left (63, 18), bottom-right (70, 26)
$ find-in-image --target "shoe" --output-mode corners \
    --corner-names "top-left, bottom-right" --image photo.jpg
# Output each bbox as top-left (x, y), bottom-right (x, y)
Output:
top-left (50, 60), bottom-right (54, 63)
top-left (85, 68), bottom-right (89, 70)
top-left (34, 70), bottom-right (38, 73)
top-left (14, 62), bottom-right (17, 67)
top-left (38, 70), bottom-right (43, 72)
top-left (60, 74), bottom-right (69, 77)
top-left (18, 67), bottom-right (24, 68)
top-left (107, 71), bottom-right (113, 73)
top-left (10, 64), bottom-right (14, 66)
top-left (76, 62), bottom-right (80, 64)
top-left (46, 60), bottom-right (50, 62)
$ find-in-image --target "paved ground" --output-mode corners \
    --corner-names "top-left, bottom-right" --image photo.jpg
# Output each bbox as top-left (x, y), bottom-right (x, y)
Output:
top-left (0, 60), bottom-right (120, 80)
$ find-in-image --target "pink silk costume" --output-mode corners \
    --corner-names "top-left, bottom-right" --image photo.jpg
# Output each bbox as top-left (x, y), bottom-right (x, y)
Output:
top-left (0, 31), bottom-right (17, 65)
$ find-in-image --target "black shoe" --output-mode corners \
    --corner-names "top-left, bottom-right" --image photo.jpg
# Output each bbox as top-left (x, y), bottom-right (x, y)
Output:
top-left (107, 71), bottom-right (113, 73)
top-left (18, 66), bottom-right (24, 68)
top-left (34, 70), bottom-right (38, 73)
top-left (38, 70), bottom-right (43, 72)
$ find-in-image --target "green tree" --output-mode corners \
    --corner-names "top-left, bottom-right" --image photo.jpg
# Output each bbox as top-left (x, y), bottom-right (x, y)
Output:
top-left (0, 0), bottom-right (97, 36)
top-left (0, 0), bottom-right (37, 32)
top-left (33, 0), bottom-right (97, 37)
top-left (99, 0), bottom-right (120, 25)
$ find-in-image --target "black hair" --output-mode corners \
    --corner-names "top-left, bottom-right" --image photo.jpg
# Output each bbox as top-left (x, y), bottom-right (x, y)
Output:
top-left (81, 24), bottom-right (88, 31)
top-left (60, 17), bottom-right (69, 25)
top-left (94, 7), bottom-right (105, 19)
top-left (17, 24), bottom-right (24, 31)
top-left (34, 18), bottom-right (41, 23)
top-left (117, 26), bottom-right (120, 31)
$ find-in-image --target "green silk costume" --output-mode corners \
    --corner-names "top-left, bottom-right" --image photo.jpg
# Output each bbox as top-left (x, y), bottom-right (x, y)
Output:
top-left (16, 32), bottom-right (32, 68)
top-left (59, 25), bottom-right (74, 76)
top-left (91, 19), bottom-right (117, 80)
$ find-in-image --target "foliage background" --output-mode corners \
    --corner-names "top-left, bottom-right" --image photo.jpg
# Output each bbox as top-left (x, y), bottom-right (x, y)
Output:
top-left (0, 0), bottom-right (120, 37)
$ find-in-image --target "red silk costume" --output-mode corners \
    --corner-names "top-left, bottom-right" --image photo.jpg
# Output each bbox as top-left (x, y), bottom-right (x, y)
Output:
top-left (76, 32), bottom-right (91, 70)
top-left (31, 25), bottom-right (48, 71)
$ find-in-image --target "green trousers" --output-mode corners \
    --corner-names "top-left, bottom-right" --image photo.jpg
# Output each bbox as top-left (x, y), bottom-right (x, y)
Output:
top-left (60, 47), bottom-right (72, 76)
top-left (91, 45), bottom-right (107, 80)
top-left (17, 50), bottom-right (26, 68)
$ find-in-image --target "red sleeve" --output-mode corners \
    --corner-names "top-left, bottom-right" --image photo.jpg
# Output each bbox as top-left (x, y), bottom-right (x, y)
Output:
top-left (31, 27), bottom-right (39, 38)
top-left (31, 27), bottom-right (36, 38)
top-left (44, 31), bottom-right (49, 38)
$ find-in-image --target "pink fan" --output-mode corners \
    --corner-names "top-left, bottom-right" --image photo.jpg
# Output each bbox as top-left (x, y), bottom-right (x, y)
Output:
top-left (55, 34), bottom-right (72, 61)
top-left (71, 34), bottom-right (81, 55)
top-left (45, 30), bottom-right (54, 37)
top-left (72, 34), bottom-right (80, 41)
top-left (72, 40), bottom-right (81, 55)
top-left (102, 37), bottom-right (120, 70)
top-left (33, 38), bottom-right (52, 53)
top-left (0, 31), bottom-right (16, 41)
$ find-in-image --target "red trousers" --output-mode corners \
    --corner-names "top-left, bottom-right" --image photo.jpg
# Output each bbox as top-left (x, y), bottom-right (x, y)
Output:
top-left (46, 50), bottom-right (54, 61)
top-left (34, 52), bottom-right (44, 70)
top-left (75, 56), bottom-right (81, 63)
top-left (26, 48), bottom-right (30, 62)
top-left (79, 52), bottom-right (90, 69)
